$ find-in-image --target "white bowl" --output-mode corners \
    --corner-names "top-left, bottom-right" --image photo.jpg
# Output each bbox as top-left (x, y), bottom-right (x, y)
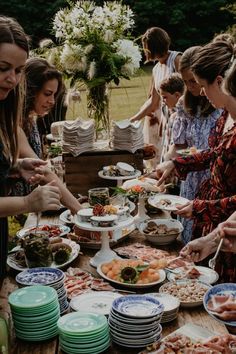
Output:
top-left (116, 162), bottom-right (135, 176)
top-left (139, 218), bottom-right (183, 245)
top-left (77, 208), bottom-right (93, 223)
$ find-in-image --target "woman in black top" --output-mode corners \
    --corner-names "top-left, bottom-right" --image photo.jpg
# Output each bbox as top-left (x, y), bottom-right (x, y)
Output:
top-left (0, 16), bottom-right (61, 279)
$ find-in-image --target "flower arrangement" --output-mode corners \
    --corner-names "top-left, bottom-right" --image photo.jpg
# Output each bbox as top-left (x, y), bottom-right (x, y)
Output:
top-left (42, 1), bottom-right (142, 135)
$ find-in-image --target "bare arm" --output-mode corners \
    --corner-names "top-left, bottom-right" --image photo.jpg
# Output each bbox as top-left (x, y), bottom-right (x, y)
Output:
top-left (18, 128), bottom-right (82, 214)
top-left (18, 127), bottom-right (38, 158)
top-left (31, 167), bottom-right (82, 214)
top-left (0, 183), bottom-right (61, 217)
top-left (130, 85), bottom-right (160, 122)
top-left (174, 54), bottom-right (182, 72)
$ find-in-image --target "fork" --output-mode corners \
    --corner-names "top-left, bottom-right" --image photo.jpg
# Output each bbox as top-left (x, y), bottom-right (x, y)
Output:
top-left (208, 238), bottom-right (224, 269)
top-left (35, 211), bottom-right (41, 233)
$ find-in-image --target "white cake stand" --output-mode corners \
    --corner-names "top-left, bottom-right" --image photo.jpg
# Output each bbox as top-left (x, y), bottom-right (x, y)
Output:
top-left (74, 216), bottom-right (134, 267)
top-left (98, 170), bottom-right (141, 187)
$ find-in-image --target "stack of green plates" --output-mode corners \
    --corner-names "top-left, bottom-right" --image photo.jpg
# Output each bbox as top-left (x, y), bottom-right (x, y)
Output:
top-left (8, 285), bottom-right (60, 341)
top-left (57, 312), bottom-right (111, 354)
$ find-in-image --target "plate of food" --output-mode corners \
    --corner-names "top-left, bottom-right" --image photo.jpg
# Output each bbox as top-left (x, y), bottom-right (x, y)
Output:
top-left (139, 323), bottom-right (236, 354)
top-left (159, 280), bottom-right (211, 307)
top-left (177, 147), bottom-right (204, 156)
top-left (167, 265), bottom-right (219, 284)
top-left (122, 177), bottom-right (165, 193)
top-left (203, 283), bottom-right (236, 326)
top-left (7, 238), bottom-right (80, 271)
top-left (16, 224), bottom-right (70, 239)
top-left (148, 194), bottom-right (189, 211)
top-left (97, 258), bottom-right (166, 288)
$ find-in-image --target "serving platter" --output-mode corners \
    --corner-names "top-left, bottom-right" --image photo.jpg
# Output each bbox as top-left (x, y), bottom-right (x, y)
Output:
top-left (159, 280), bottom-right (211, 307)
top-left (203, 283), bottom-right (236, 327)
top-left (59, 200), bottom-right (136, 225)
top-left (97, 262), bottom-right (166, 289)
top-left (7, 239), bottom-right (80, 271)
top-left (148, 194), bottom-right (189, 211)
top-left (167, 265), bottom-right (219, 284)
top-left (16, 224), bottom-right (70, 239)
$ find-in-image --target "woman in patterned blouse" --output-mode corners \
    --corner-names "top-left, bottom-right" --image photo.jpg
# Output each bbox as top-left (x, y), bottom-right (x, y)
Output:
top-left (152, 40), bottom-right (236, 282)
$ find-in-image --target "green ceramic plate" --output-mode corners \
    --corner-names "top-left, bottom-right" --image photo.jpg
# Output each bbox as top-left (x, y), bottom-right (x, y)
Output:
top-left (59, 333), bottom-right (110, 348)
top-left (60, 339), bottom-right (110, 354)
top-left (12, 305), bottom-right (60, 322)
top-left (59, 328), bottom-right (109, 343)
top-left (9, 285), bottom-right (58, 309)
top-left (57, 312), bottom-right (108, 335)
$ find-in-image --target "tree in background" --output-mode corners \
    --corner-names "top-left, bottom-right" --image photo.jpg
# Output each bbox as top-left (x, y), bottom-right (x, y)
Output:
top-left (125, 0), bottom-right (235, 50)
top-left (0, 0), bottom-right (235, 50)
top-left (0, 0), bottom-right (66, 47)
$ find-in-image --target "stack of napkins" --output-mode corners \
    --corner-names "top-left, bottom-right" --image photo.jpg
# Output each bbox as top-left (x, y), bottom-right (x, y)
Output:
top-left (62, 119), bottom-right (95, 156)
top-left (111, 119), bottom-right (144, 153)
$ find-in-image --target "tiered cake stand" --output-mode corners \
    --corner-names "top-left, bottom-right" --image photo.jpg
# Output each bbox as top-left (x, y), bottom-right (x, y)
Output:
top-left (98, 170), bottom-right (141, 187)
top-left (75, 216), bottom-right (134, 267)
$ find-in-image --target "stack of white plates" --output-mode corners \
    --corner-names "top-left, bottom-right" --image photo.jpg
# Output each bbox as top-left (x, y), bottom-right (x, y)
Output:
top-left (148, 293), bottom-right (180, 323)
top-left (111, 119), bottom-right (144, 153)
top-left (63, 119), bottom-right (95, 156)
top-left (108, 295), bottom-right (164, 348)
top-left (16, 267), bottom-right (69, 314)
top-left (8, 285), bottom-right (60, 341)
top-left (57, 312), bottom-right (111, 354)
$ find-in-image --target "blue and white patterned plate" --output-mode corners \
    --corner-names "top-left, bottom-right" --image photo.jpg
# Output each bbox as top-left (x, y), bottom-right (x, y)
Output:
top-left (203, 283), bottom-right (236, 327)
top-left (16, 267), bottom-right (64, 286)
top-left (112, 295), bottom-right (164, 318)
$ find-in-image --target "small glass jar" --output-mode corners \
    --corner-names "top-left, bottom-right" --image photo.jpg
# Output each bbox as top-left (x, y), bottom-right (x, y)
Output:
top-left (88, 187), bottom-right (110, 206)
top-left (21, 232), bottom-right (53, 268)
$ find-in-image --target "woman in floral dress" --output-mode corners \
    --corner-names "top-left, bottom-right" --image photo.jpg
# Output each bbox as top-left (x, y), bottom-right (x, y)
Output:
top-left (170, 47), bottom-right (222, 244)
top-left (153, 40), bottom-right (236, 282)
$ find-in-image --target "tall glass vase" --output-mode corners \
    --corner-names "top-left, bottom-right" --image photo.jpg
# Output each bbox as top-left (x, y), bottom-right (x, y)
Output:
top-left (87, 84), bottom-right (110, 141)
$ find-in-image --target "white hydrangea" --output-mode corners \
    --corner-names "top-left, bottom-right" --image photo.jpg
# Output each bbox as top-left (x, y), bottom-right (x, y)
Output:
top-left (51, 1), bottom-right (141, 83)
top-left (114, 39), bottom-right (142, 75)
top-left (60, 44), bottom-right (86, 72)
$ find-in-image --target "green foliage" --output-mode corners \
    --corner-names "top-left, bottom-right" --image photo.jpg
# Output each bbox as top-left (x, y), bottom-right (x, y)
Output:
top-left (0, 0), bottom-right (235, 52)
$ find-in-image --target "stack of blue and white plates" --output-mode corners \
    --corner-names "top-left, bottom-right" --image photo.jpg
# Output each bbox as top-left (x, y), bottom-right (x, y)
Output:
top-left (108, 295), bottom-right (164, 348)
top-left (16, 267), bottom-right (69, 314)
top-left (148, 293), bottom-right (180, 323)
top-left (8, 285), bottom-right (60, 341)
top-left (57, 312), bottom-right (111, 354)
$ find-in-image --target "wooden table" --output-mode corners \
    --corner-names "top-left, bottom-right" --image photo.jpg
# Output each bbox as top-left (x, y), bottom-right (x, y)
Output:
top-left (0, 213), bottom-right (228, 354)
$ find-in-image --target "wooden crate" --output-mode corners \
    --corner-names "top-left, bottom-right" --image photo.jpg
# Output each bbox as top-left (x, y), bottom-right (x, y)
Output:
top-left (63, 150), bottom-right (144, 196)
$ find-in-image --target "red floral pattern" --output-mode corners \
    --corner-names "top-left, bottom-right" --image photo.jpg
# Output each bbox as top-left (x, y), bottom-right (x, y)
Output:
top-left (173, 111), bottom-right (236, 282)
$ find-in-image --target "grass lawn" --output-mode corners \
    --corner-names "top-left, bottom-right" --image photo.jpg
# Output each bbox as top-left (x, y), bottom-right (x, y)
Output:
top-left (66, 65), bottom-right (153, 121)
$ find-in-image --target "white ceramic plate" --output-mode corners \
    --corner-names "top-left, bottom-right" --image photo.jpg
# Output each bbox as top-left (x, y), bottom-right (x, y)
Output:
top-left (7, 239), bottom-right (80, 271)
top-left (147, 293), bottom-right (180, 313)
top-left (148, 194), bottom-right (189, 211)
top-left (177, 148), bottom-right (204, 156)
top-left (59, 209), bottom-right (74, 224)
top-left (167, 266), bottom-right (219, 284)
top-left (16, 224), bottom-right (70, 239)
top-left (98, 169), bottom-right (141, 181)
top-left (70, 291), bottom-right (122, 315)
top-left (97, 263), bottom-right (166, 289)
